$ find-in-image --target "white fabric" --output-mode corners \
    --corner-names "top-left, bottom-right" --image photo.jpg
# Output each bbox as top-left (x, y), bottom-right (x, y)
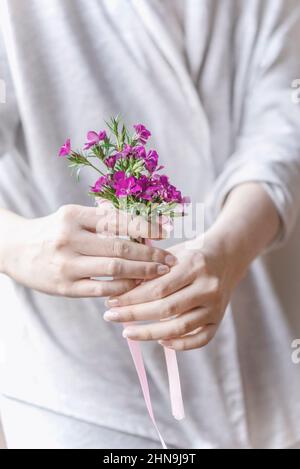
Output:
top-left (0, 396), bottom-right (171, 449)
top-left (0, 0), bottom-right (300, 449)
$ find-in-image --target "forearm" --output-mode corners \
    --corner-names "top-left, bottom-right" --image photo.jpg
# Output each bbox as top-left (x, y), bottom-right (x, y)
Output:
top-left (202, 183), bottom-right (281, 282)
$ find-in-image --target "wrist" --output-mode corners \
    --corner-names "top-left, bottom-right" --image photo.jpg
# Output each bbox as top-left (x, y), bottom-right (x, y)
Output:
top-left (198, 225), bottom-right (251, 287)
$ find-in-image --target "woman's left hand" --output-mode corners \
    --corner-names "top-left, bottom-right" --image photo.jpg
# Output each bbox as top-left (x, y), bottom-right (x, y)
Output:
top-left (103, 237), bottom-right (244, 351)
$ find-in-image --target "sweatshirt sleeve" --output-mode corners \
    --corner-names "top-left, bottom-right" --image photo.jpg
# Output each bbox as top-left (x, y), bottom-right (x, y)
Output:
top-left (210, 0), bottom-right (300, 248)
top-left (0, 24), bottom-right (19, 158)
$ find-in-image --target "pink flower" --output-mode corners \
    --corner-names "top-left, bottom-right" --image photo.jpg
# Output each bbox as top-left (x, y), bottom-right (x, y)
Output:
top-left (133, 124), bottom-right (151, 144)
top-left (104, 155), bottom-right (117, 169)
top-left (113, 171), bottom-right (143, 197)
top-left (134, 145), bottom-right (147, 159)
top-left (145, 149), bottom-right (161, 173)
top-left (122, 144), bottom-right (135, 157)
top-left (133, 146), bottom-right (163, 173)
top-left (91, 175), bottom-right (110, 193)
top-left (138, 174), bottom-right (184, 203)
top-left (58, 138), bottom-right (71, 157)
top-left (84, 130), bottom-right (107, 150)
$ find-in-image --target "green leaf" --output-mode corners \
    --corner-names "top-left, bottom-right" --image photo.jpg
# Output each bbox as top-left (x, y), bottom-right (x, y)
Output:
top-left (92, 145), bottom-right (105, 161)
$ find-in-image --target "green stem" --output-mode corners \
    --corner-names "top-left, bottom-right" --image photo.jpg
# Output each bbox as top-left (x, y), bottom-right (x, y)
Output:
top-left (87, 161), bottom-right (106, 176)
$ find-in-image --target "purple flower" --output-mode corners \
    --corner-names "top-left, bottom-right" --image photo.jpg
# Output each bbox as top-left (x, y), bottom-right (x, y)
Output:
top-left (113, 171), bottom-right (142, 197)
top-left (139, 175), bottom-right (162, 201)
top-left (133, 146), bottom-right (163, 173)
top-left (122, 144), bottom-right (134, 158)
top-left (104, 155), bottom-right (117, 169)
top-left (138, 174), bottom-right (184, 203)
top-left (114, 144), bottom-right (139, 160)
top-left (159, 175), bottom-right (169, 186)
top-left (91, 175), bottom-right (109, 193)
top-left (145, 149), bottom-right (159, 173)
top-left (166, 185), bottom-right (183, 203)
top-left (134, 145), bottom-right (147, 159)
top-left (58, 138), bottom-right (71, 157)
top-left (133, 124), bottom-right (151, 144)
top-left (84, 130), bottom-right (107, 150)
top-left (121, 144), bottom-right (146, 159)
top-left (158, 175), bottom-right (183, 202)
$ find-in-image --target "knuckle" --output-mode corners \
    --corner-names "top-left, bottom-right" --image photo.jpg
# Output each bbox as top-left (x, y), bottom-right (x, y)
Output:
top-left (151, 248), bottom-right (164, 263)
top-left (210, 307), bottom-right (221, 323)
top-left (200, 329), bottom-right (214, 347)
top-left (112, 239), bottom-right (123, 258)
top-left (209, 277), bottom-right (222, 301)
top-left (56, 257), bottom-right (71, 278)
top-left (121, 241), bottom-right (130, 257)
top-left (57, 204), bottom-right (77, 222)
top-left (117, 281), bottom-right (134, 296)
top-left (54, 228), bottom-right (71, 250)
top-left (126, 310), bottom-right (136, 322)
top-left (107, 259), bottom-right (121, 276)
top-left (115, 240), bottom-right (130, 258)
top-left (141, 329), bottom-right (153, 341)
top-left (169, 302), bottom-right (179, 317)
top-left (144, 263), bottom-right (156, 277)
top-left (192, 250), bottom-right (205, 269)
top-left (176, 340), bottom-right (187, 351)
top-left (57, 281), bottom-right (70, 297)
top-left (94, 283), bottom-right (105, 297)
top-left (153, 284), bottom-right (166, 299)
top-left (175, 321), bottom-right (189, 337)
top-left (54, 208), bottom-right (77, 250)
top-left (95, 217), bottom-right (107, 234)
top-left (161, 300), bottom-right (177, 318)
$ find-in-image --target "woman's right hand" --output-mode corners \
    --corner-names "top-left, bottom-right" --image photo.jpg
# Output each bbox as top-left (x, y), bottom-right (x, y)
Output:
top-left (0, 204), bottom-right (175, 298)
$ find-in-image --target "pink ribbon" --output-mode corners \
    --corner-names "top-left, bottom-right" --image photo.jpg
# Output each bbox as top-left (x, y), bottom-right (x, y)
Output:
top-left (97, 199), bottom-right (184, 446)
top-left (124, 329), bottom-right (185, 449)
top-left (123, 239), bottom-right (185, 448)
top-left (124, 333), bottom-right (167, 449)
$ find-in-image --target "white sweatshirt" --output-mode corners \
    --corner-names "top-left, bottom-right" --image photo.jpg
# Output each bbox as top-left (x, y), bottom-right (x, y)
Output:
top-left (0, 0), bottom-right (300, 449)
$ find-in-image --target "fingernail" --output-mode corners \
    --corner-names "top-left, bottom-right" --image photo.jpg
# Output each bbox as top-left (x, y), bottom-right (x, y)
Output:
top-left (157, 265), bottom-right (170, 275)
top-left (165, 254), bottom-right (177, 266)
top-left (103, 310), bottom-right (120, 321)
top-left (123, 328), bottom-right (135, 339)
top-left (105, 298), bottom-right (119, 307)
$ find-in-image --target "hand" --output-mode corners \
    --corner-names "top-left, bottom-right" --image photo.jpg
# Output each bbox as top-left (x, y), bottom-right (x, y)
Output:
top-left (103, 182), bottom-right (281, 351)
top-left (103, 237), bottom-right (243, 351)
top-left (1, 204), bottom-right (175, 297)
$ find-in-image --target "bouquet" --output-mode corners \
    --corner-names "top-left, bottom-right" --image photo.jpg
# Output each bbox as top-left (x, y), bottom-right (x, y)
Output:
top-left (59, 117), bottom-right (188, 220)
top-left (59, 117), bottom-right (187, 448)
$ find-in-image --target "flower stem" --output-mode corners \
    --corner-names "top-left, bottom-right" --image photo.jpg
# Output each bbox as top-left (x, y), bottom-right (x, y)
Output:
top-left (87, 161), bottom-right (106, 176)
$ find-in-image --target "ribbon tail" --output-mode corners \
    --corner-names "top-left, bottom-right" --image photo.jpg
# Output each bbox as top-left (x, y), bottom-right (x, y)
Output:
top-left (163, 347), bottom-right (185, 420)
top-left (125, 333), bottom-right (167, 449)
top-left (144, 239), bottom-right (185, 422)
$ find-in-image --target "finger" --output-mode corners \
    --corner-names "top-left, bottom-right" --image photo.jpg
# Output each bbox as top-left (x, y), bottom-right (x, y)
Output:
top-left (63, 278), bottom-right (138, 298)
top-left (103, 283), bottom-right (207, 322)
top-left (121, 308), bottom-right (210, 341)
top-left (73, 232), bottom-right (176, 266)
top-left (75, 206), bottom-right (105, 232)
top-left (71, 256), bottom-right (170, 280)
top-left (106, 261), bottom-right (193, 307)
top-left (158, 325), bottom-right (217, 351)
top-left (95, 207), bottom-right (169, 240)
